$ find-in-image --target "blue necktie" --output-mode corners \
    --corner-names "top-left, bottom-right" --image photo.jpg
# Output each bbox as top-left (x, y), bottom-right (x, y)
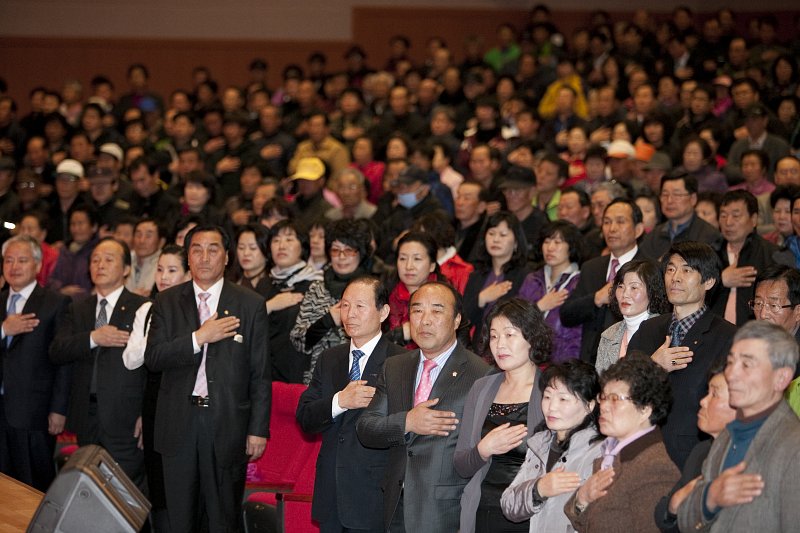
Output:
top-left (349, 350), bottom-right (365, 381)
top-left (6, 293), bottom-right (21, 347)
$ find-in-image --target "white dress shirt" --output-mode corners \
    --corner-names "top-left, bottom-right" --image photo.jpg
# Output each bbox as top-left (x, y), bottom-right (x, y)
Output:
top-left (191, 278), bottom-right (225, 353)
top-left (332, 331), bottom-right (383, 418)
top-left (1, 280), bottom-right (37, 339)
top-left (89, 284), bottom-right (125, 349)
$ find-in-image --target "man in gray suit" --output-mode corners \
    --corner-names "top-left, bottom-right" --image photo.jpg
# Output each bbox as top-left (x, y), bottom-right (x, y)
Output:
top-left (357, 281), bottom-right (488, 532)
top-left (677, 320), bottom-right (800, 532)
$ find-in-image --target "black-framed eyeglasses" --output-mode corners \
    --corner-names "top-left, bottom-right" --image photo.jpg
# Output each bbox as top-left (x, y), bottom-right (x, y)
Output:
top-left (748, 300), bottom-right (795, 314)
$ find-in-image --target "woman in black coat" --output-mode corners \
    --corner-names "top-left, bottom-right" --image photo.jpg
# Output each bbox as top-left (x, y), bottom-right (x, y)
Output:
top-left (463, 211), bottom-right (531, 354)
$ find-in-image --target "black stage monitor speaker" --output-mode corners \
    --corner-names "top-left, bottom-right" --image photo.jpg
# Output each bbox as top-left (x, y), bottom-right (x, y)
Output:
top-left (27, 444), bottom-right (151, 533)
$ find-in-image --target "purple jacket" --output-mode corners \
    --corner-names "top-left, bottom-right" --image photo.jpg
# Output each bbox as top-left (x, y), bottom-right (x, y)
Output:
top-left (518, 268), bottom-right (582, 363)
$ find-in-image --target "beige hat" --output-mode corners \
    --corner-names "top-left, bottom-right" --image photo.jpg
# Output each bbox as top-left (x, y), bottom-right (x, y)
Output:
top-left (99, 143), bottom-right (124, 162)
top-left (607, 140), bottom-right (636, 159)
top-left (56, 159), bottom-right (84, 179)
top-left (290, 157), bottom-right (326, 181)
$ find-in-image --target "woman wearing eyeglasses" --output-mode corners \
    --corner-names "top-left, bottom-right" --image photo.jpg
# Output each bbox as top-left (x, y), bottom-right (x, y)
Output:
top-left (290, 219), bottom-right (372, 384)
top-left (565, 357), bottom-right (679, 533)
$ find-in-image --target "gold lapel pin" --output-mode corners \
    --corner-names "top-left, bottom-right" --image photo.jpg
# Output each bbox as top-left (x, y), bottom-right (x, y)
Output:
top-left (452, 371), bottom-right (458, 377)
top-left (224, 309), bottom-right (230, 315)
top-left (120, 306), bottom-right (125, 311)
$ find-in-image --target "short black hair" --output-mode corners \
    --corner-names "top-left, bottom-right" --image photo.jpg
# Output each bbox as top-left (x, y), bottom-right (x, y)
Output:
top-left (539, 220), bottom-right (584, 264)
top-left (665, 241), bottom-right (721, 287)
top-left (347, 275), bottom-right (390, 309)
top-left (135, 217), bottom-right (167, 242)
top-left (235, 223), bottom-right (270, 264)
top-left (561, 187), bottom-right (590, 208)
top-left (412, 211), bottom-right (456, 249)
top-left (537, 359), bottom-right (601, 445)
top-left (609, 259), bottom-right (670, 319)
top-left (184, 224), bottom-right (231, 255)
top-left (721, 190), bottom-right (758, 217)
top-left (268, 219), bottom-right (310, 262)
top-left (770, 185), bottom-right (800, 209)
top-left (756, 264), bottom-right (800, 307)
top-left (480, 297), bottom-right (552, 365)
top-left (70, 204), bottom-right (99, 228)
top-left (95, 236), bottom-right (132, 268)
top-left (604, 198), bottom-right (643, 226)
top-left (397, 231), bottom-right (439, 271)
top-left (661, 172), bottom-right (699, 195)
top-left (602, 356), bottom-right (672, 426)
top-left (741, 149), bottom-right (769, 170)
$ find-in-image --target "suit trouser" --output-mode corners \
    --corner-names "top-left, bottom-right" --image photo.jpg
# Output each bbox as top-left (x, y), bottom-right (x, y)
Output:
top-left (161, 404), bottom-right (246, 533)
top-left (79, 400), bottom-right (146, 492)
top-left (0, 395), bottom-right (56, 491)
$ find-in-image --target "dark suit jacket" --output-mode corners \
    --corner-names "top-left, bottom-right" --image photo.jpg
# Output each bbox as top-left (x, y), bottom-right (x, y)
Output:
top-left (144, 280), bottom-right (270, 467)
top-left (50, 288), bottom-right (148, 440)
top-left (355, 343), bottom-right (489, 532)
top-left (709, 233), bottom-right (794, 325)
top-left (627, 311), bottom-right (737, 469)
top-left (296, 336), bottom-right (407, 529)
top-left (639, 215), bottom-right (722, 261)
top-left (0, 285), bottom-right (70, 430)
top-left (561, 248), bottom-right (651, 364)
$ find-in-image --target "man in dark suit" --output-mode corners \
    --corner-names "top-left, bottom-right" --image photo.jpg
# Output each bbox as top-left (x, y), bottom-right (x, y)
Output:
top-left (50, 237), bottom-right (150, 488)
top-left (628, 241), bottom-right (737, 470)
top-left (561, 198), bottom-right (650, 363)
top-left (356, 281), bottom-right (489, 533)
top-left (145, 224), bottom-right (270, 533)
top-left (0, 235), bottom-right (70, 491)
top-left (709, 190), bottom-right (793, 325)
top-left (639, 173), bottom-right (722, 261)
top-left (297, 276), bottom-right (407, 533)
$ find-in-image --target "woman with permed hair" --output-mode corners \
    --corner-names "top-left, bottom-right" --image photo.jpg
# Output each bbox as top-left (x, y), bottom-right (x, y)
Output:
top-left (454, 298), bottom-right (552, 533)
top-left (565, 356), bottom-right (679, 533)
top-left (289, 218), bottom-right (373, 383)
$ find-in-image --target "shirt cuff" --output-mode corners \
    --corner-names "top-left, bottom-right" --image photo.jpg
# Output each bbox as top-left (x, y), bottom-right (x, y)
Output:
top-left (192, 332), bottom-right (201, 353)
top-left (332, 392), bottom-right (347, 418)
top-left (89, 333), bottom-right (98, 350)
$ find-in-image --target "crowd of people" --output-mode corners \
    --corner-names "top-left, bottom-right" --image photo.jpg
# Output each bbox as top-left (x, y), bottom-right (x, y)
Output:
top-left (1, 4), bottom-right (800, 533)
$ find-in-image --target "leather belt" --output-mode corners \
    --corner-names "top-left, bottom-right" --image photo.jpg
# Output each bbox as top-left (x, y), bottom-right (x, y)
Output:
top-left (189, 395), bottom-right (210, 407)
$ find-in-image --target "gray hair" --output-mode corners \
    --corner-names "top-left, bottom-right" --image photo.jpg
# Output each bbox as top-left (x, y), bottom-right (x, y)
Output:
top-left (592, 181), bottom-right (627, 200)
top-left (2, 234), bottom-right (43, 263)
top-left (335, 167), bottom-right (366, 187)
top-left (732, 320), bottom-right (799, 370)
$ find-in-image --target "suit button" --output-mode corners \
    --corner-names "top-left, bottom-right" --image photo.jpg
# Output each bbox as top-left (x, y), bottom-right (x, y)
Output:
top-left (407, 451), bottom-right (413, 457)
top-left (339, 437), bottom-right (345, 443)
